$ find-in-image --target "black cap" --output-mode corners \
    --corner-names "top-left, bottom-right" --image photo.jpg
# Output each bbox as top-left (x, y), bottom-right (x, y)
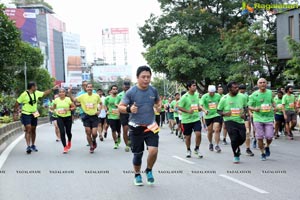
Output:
top-left (123, 81), bottom-right (130, 86)
top-left (239, 84), bottom-right (246, 89)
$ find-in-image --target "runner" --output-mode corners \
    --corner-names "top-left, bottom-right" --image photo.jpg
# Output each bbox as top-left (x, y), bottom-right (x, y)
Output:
top-left (178, 80), bottom-right (203, 158)
top-left (13, 81), bottom-right (58, 154)
top-left (97, 89), bottom-right (106, 141)
top-left (160, 96), bottom-right (167, 127)
top-left (274, 90), bottom-right (285, 139)
top-left (49, 95), bottom-right (60, 142)
top-left (200, 85), bottom-right (222, 153)
top-left (166, 97), bottom-right (175, 134)
top-left (217, 81), bottom-right (247, 163)
top-left (218, 85), bottom-right (228, 145)
top-left (248, 78), bottom-right (276, 161)
top-left (173, 93), bottom-right (181, 136)
top-left (118, 66), bottom-right (161, 186)
top-left (116, 81), bottom-right (131, 152)
top-left (53, 88), bottom-right (76, 154)
top-left (70, 83), bottom-right (101, 153)
top-left (239, 84), bottom-right (254, 156)
top-left (105, 85), bottom-right (122, 149)
top-left (282, 85), bottom-right (297, 140)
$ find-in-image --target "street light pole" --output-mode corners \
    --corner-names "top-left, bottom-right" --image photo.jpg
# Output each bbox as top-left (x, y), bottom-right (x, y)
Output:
top-left (24, 62), bottom-right (27, 90)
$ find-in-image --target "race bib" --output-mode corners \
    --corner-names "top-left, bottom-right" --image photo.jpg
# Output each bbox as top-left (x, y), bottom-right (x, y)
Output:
top-left (146, 122), bottom-right (160, 134)
top-left (261, 104), bottom-right (271, 112)
top-left (289, 103), bottom-right (295, 109)
top-left (86, 103), bottom-right (94, 110)
top-left (191, 104), bottom-right (199, 113)
top-left (57, 108), bottom-right (66, 115)
top-left (33, 111), bottom-right (40, 118)
top-left (111, 108), bottom-right (119, 115)
top-left (230, 108), bottom-right (241, 117)
top-left (277, 104), bottom-right (283, 111)
top-left (208, 102), bottom-right (217, 110)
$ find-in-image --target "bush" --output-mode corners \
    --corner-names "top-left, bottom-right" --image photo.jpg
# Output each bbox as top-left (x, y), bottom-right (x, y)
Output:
top-left (0, 116), bottom-right (13, 123)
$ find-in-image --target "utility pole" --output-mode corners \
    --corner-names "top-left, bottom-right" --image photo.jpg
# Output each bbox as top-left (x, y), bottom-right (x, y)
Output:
top-left (24, 62), bottom-right (27, 90)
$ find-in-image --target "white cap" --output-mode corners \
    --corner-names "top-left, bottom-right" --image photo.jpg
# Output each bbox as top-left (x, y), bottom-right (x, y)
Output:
top-left (208, 85), bottom-right (216, 92)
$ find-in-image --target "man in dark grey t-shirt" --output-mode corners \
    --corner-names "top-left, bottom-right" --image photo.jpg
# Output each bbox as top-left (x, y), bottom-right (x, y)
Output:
top-left (118, 66), bottom-right (161, 186)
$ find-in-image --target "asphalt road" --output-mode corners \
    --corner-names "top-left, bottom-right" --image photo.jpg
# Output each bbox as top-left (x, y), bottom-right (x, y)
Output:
top-left (0, 119), bottom-right (300, 200)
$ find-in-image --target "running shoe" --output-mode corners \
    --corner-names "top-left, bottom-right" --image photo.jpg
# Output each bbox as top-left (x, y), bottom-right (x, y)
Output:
top-left (194, 149), bottom-right (203, 158)
top-left (134, 174), bottom-right (143, 186)
top-left (246, 148), bottom-right (254, 156)
top-left (222, 138), bottom-right (228, 145)
top-left (99, 135), bottom-right (104, 141)
top-left (175, 129), bottom-right (178, 136)
top-left (146, 171), bottom-right (155, 185)
top-left (63, 146), bottom-right (68, 154)
top-left (186, 150), bottom-right (191, 158)
top-left (215, 145), bottom-right (221, 153)
top-left (26, 146), bottom-right (32, 154)
top-left (288, 132), bottom-right (294, 140)
top-left (114, 143), bottom-right (119, 149)
top-left (233, 156), bottom-right (240, 164)
top-left (66, 141), bottom-right (72, 150)
top-left (252, 138), bottom-right (257, 149)
top-left (209, 143), bottom-right (214, 151)
top-left (265, 147), bottom-right (270, 157)
top-left (90, 147), bottom-right (95, 153)
top-left (117, 137), bottom-right (121, 145)
top-left (261, 153), bottom-right (267, 161)
top-left (125, 146), bottom-right (130, 152)
top-left (92, 140), bottom-right (97, 149)
top-left (104, 132), bottom-right (107, 138)
top-left (31, 145), bottom-right (38, 152)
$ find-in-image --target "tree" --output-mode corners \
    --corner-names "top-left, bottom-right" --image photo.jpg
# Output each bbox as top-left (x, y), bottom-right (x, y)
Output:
top-left (139, 0), bottom-right (248, 91)
top-left (286, 36), bottom-right (300, 84)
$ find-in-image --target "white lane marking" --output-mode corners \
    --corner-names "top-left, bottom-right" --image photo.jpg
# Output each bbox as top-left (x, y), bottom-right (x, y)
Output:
top-left (219, 174), bottom-right (269, 194)
top-left (172, 156), bottom-right (195, 164)
top-left (0, 124), bottom-right (47, 169)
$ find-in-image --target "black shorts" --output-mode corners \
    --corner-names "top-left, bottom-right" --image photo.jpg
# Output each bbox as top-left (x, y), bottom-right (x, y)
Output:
top-left (50, 115), bottom-right (58, 122)
top-left (83, 115), bottom-right (99, 129)
top-left (275, 114), bottom-right (285, 123)
top-left (21, 113), bottom-right (38, 126)
top-left (98, 117), bottom-right (106, 125)
top-left (120, 113), bottom-right (129, 126)
top-left (285, 110), bottom-right (297, 123)
top-left (129, 125), bottom-right (159, 153)
top-left (107, 119), bottom-right (121, 133)
top-left (205, 116), bottom-right (223, 127)
top-left (182, 120), bottom-right (202, 135)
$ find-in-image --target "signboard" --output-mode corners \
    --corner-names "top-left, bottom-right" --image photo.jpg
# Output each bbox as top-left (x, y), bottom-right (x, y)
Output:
top-left (93, 65), bottom-right (131, 82)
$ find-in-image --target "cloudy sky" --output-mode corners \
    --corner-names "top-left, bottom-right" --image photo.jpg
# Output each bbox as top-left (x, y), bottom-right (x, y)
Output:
top-left (44, 0), bottom-right (161, 68)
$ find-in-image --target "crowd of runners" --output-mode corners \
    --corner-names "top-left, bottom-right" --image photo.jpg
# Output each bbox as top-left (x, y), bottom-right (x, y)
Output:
top-left (12, 66), bottom-right (300, 186)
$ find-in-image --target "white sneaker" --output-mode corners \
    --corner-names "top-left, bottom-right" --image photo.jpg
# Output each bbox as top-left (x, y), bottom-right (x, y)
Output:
top-left (186, 150), bottom-right (191, 158)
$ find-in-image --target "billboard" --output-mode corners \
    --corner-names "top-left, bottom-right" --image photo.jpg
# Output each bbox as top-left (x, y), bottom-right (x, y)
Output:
top-left (93, 65), bottom-right (132, 82)
top-left (62, 32), bottom-right (82, 86)
top-left (5, 8), bottom-right (38, 46)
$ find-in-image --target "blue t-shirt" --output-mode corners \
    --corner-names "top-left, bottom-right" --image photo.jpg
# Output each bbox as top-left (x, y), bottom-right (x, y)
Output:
top-left (122, 85), bottom-right (159, 125)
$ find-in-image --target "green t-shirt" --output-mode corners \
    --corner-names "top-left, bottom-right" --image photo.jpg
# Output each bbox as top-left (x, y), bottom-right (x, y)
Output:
top-left (104, 95), bottom-right (120, 120)
top-left (217, 93), bottom-right (247, 124)
top-left (248, 89), bottom-right (274, 123)
top-left (282, 94), bottom-right (296, 111)
top-left (200, 93), bottom-right (221, 119)
top-left (178, 92), bottom-right (200, 124)
top-left (161, 99), bottom-right (168, 112)
top-left (53, 97), bottom-right (73, 117)
top-left (77, 93), bottom-right (101, 116)
top-left (273, 96), bottom-right (283, 115)
top-left (17, 90), bottom-right (44, 115)
top-left (172, 100), bottom-right (180, 118)
top-left (116, 91), bottom-right (125, 105)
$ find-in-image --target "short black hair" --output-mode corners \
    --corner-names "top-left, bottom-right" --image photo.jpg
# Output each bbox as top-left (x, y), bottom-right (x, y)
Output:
top-left (27, 81), bottom-right (36, 90)
top-left (239, 84), bottom-right (246, 89)
top-left (285, 85), bottom-right (293, 93)
top-left (277, 90), bottom-right (284, 95)
top-left (97, 89), bottom-right (102, 92)
top-left (227, 81), bottom-right (238, 90)
top-left (136, 66), bottom-right (152, 77)
top-left (186, 80), bottom-right (196, 89)
top-left (175, 92), bottom-right (179, 96)
top-left (110, 85), bottom-right (118, 90)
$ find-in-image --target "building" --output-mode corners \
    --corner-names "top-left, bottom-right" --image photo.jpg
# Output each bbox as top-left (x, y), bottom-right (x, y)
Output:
top-left (277, 8), bottom-right (300, 60)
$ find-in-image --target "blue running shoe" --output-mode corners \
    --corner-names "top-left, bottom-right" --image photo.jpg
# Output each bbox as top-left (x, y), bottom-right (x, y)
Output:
top-left (31, 145), bottom-right (38, 152)
top-left (26, 146), bottom-right (32, 154)
top-left (265, 147), bottom-right (270, 157)
top-left (134, 174), bottom-right (143, 186)
top-left (261, 153), bottom-right (267, 161)
top-left (146, 171), bottom-right (155, 185)
top-left (233, 156), bottom-right (240, 164)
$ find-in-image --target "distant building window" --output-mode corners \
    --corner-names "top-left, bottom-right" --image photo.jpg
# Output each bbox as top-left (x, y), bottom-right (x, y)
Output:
top-left (289, 16), bottom-right (294, 38)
